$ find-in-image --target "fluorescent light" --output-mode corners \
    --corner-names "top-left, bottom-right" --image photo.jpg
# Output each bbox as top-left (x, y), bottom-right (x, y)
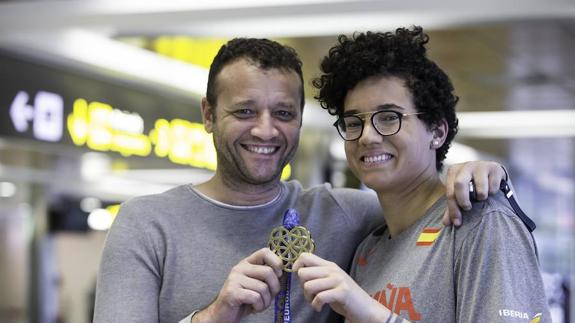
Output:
top-left (445, 142), bottom-right (481, 164)
top-left (80, 197), bottom-right (102, 213)
top-left (0, 181), bottom-right (16, 198)
top-left (87, 208), bottom-right (114, 231)
top-left (82, 0), bottom-right (347, 14)
top-left (81, 152), bottom-right (111, 182)
top-left (1, 29), bottom-right (208, 97)
top-left (2, 0), bottom-right (574, 37)
top-left (458, 110), bottom-right (575, 138)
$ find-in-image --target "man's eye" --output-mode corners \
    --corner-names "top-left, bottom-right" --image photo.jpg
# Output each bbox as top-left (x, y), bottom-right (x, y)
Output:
top-left (274, 110), bottom-right (295, 121)
top-left (233, 109), bottom-right (254, 118)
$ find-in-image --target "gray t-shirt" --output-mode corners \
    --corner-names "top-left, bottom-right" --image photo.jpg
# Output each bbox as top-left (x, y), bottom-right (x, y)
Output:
top-left (94, 180), bottom-right (382, 323)
top-left (351, 192), bottom-right (550, 322)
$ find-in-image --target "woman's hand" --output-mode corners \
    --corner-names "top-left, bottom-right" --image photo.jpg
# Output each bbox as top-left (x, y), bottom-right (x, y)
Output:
top-left (293, 253), bottom-right (396, 323)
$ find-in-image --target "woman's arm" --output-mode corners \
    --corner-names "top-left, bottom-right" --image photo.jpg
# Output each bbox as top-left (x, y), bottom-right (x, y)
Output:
top-left (293, 253), bottom-right (409, 323)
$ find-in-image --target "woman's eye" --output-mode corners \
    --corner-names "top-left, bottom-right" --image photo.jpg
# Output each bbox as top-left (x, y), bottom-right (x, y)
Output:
top-left (378, 113), bottom-right (399, 122)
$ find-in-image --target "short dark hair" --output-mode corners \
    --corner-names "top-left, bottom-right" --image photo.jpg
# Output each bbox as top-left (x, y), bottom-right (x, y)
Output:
top-left (206, 38), bottom-right (305, 110)
top-left (313, 26), bottom-right (459, 170)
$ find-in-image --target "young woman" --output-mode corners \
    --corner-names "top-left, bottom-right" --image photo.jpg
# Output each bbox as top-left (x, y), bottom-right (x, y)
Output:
top-left (293, 27), bottom-right (550, 322)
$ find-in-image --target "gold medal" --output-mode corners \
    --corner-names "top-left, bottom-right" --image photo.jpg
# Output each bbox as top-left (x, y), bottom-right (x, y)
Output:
top-left (268, 225), bottom-right (315, 272)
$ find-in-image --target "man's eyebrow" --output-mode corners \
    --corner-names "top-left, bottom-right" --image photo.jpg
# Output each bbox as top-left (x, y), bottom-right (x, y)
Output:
top-left (274, 102), bottom-right (296, 109)
top-left (227, 100), bottom-right (255, 109)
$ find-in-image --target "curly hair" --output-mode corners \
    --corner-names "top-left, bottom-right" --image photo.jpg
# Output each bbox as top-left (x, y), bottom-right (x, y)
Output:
top-left (313, 26), bottom-right (459, 170)
top-left (206, 38), bottom-right (304, 110)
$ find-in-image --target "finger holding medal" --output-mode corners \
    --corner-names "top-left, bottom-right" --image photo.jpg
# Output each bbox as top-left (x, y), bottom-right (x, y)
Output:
top-left (192, 248), bottom-right (283, 323)
top-left (293, 253), bottom-right (401, 323)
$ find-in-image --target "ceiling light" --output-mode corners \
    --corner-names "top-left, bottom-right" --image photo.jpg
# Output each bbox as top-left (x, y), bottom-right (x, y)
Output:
top-left (0, 181), bottom-right (16, 198)
top-left (458, 110), bottom-right (575, 138)
top-left (87, 208), bottom-right (114, 231)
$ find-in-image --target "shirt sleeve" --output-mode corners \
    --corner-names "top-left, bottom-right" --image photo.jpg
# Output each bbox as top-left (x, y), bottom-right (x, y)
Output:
top-left (330, 186), bottom-right (384, 232)
top-left (93, 200), bottom-right (163, 323)
top-left (454, 206), bottom-right (550, 323)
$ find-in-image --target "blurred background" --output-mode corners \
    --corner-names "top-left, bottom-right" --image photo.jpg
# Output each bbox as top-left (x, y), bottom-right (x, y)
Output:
top-left (0, 0), bottom-right (573, 322)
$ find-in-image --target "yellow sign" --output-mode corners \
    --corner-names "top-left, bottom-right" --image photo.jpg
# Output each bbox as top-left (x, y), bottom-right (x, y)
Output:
top-left (117, 36), bottom-right (227, 68)
top-left (67, 98), bottom-right (291, 179)
top-left (152, 37), bottom-right (227, 68)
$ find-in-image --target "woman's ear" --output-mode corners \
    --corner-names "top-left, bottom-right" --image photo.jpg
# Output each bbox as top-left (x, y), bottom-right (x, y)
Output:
top-left (201, 97), bottom-right (214, 134)
top-left (430, 118), bottom-right (448, 149)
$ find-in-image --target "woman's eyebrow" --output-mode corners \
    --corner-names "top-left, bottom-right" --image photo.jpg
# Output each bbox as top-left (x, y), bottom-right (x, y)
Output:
top-left (343, 104), bottom-right (405, 116)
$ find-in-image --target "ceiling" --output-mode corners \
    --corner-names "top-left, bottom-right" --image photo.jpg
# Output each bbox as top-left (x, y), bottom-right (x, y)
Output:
top-left (0, 0), bottom-right (574, 199)
top-left (0, 0), bottom-right (574, 37)
top-left (0, 0), bottom-right (573, 130)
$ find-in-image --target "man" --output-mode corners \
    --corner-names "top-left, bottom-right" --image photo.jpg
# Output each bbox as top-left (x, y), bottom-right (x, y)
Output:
top-left (94, 38), bottom-right (508, 323)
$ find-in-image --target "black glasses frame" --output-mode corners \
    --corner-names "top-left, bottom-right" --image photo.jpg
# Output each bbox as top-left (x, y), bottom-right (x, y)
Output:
top-left (333, 110), bottom-right (424, 141)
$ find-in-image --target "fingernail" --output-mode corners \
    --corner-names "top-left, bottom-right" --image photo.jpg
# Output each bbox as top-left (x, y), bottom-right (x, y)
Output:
top-left (454, 218), bottom-right (461, 226)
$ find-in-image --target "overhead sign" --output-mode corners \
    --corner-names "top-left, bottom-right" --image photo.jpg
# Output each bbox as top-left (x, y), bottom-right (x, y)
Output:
top-left (0, 52), bottom-right (214, 170)
top-left (5, 89), bottom-right (217, 171)
top-left (0, 53), bottom-right (291, 179)
top-left (10, 90), bottom-right (64, 142)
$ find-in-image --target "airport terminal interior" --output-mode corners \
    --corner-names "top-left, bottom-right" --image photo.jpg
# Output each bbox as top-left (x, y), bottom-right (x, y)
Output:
top-left (0, 0), bottom-right (574, 322)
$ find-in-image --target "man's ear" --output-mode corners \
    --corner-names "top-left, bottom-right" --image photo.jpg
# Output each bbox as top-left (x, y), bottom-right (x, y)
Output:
top-left (201, 97), bottom-right (214, 133)
top-left (430, 118), bottom-right (448, 149)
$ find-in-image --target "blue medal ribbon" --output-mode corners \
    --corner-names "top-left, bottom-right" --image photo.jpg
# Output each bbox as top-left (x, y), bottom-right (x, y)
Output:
top-left (273, 208), bottom-right (300, 323)
top-left (269, 208), bottom-right (314, 323)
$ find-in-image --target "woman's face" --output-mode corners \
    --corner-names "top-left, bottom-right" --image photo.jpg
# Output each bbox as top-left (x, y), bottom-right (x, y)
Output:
top-left (343, 76), bottom-right (442, 192)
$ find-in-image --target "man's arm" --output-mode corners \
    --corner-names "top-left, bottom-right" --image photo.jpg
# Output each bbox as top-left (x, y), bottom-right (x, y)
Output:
top-left (96, 202), bottom-right (282, 323)
top-left (442, 161), bottom-right (508, 226)
top-left (93, 205), bottom-right (162, 323)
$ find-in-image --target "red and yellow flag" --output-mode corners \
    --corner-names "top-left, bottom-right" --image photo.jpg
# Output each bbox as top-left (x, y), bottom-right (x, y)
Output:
top-left (416, 227), bottom-right (442, 246)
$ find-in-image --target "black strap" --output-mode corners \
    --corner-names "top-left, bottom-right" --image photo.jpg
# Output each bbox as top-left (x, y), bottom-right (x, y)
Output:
top-left (469, 179), bottom-right (536, 232)
top-left (499, 180), bottom-right (536, 232)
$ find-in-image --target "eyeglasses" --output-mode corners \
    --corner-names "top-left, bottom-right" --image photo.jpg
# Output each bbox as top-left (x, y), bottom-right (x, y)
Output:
top-left (333, 109), bottom-right (425, 141)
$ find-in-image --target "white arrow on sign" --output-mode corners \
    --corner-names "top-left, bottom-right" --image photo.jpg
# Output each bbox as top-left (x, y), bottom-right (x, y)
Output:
top-left (9, 91), bottom-right (35, 132)
top-left (34, 91), bottom-right (64, 142)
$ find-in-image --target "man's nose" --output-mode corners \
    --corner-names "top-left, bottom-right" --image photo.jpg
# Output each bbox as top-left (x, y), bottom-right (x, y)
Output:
top-left (251, 111), bottom-right (279, 140)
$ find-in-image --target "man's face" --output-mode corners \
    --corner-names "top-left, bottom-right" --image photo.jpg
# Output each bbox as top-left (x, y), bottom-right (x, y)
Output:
top-left (202, 59), bottom-right (303, 186)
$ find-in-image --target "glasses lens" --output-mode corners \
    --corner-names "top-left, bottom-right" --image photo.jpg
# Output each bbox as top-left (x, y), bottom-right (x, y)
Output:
top-left (373, 111), bottom-right (401, 136)
top-left (339, 116), bottom-right (362, 140)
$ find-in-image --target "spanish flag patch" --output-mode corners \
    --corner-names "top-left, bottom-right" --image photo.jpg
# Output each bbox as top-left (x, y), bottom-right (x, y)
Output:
top-left (416, 227), bottom-right (442, 246)
top-left (530, 313), bottom-right (542, 323)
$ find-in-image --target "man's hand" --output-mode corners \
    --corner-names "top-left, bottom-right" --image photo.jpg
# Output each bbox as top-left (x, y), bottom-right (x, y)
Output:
top-left (293, 253), bottom-right (395, 323)
top-left (443, 161), bottom-right (507, 226)
top-left (192, 248), bottom-right (283, 323)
